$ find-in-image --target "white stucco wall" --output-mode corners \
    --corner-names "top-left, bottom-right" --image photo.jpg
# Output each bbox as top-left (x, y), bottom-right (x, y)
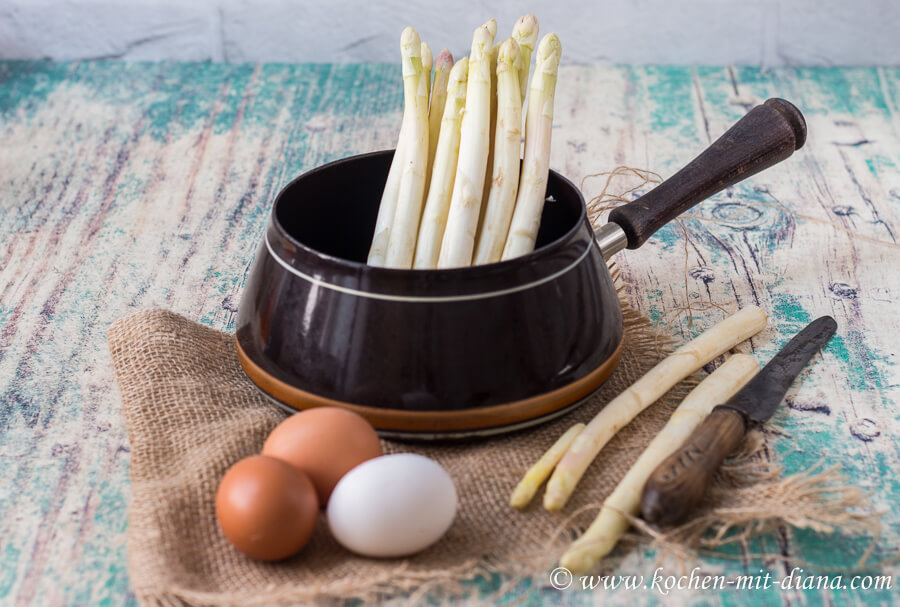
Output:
top-left (0, 0), bottom-right (898, 65)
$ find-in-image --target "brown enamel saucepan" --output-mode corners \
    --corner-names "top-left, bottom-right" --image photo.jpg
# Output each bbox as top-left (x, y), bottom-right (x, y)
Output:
top-left (235, 98), bottom-right (806, 439)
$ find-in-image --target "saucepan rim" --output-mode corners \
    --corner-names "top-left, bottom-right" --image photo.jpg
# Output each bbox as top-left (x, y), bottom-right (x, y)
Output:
top-left (268, 149), bottom-right (592, 283)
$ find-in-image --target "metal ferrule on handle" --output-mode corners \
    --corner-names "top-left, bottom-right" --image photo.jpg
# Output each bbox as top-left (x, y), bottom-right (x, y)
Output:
top-left (594, 223), bottom-right (628, 260)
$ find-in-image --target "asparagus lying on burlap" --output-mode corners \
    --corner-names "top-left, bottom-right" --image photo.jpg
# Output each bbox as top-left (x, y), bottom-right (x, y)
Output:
top-left (473, 38), bottom-right (522, 264)
top-left (383, 28), bottom-right (430, 268)
top-left (414, 57), bottom-right (469, 269)
top-left (437, 20), bottom-right (497, 268)
top-left (501, 33), bottom-right (562, 260)
top-left (510, 422), bottom-right (584, 509)
top-left (559, 354), bottom-right (759, 573)
top-left (541, 306), bottom-right (768, 511)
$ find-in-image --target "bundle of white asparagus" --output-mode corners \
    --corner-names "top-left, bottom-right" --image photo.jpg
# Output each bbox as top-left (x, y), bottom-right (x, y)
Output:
top-left (368, 16), bottom-right (561, 269)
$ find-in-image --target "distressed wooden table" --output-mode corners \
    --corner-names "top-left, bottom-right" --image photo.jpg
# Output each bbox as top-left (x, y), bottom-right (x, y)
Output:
top-left (1, 61), bottom-right (898, 605)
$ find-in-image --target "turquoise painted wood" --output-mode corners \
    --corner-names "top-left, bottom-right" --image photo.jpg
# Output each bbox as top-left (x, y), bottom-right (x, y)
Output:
top-left (0, 61), bottom-right (897, 605)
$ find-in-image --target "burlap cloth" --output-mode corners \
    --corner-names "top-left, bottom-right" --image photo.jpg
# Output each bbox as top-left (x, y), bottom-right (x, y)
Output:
top-left (108, 297), bottom-right (875, 606)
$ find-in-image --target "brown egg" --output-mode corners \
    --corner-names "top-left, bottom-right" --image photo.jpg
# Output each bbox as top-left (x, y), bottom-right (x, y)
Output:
top-left (215, 455), bottom-right (318, 561)
top-left (262, 407), bottom-right (383, 505)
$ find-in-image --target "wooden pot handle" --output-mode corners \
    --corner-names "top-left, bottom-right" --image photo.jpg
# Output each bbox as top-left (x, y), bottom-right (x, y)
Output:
top-left (640, 406), bottom-right (747, 526)
top-left (608, 98), bottom-right (807, 250)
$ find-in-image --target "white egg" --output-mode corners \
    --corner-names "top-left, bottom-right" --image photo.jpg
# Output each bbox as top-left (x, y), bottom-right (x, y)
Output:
top-left (326, 453), bottom-right (457, 558)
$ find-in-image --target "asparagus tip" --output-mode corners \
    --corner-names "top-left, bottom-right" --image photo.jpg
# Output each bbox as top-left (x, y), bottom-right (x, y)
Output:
top-left (421, 41), bottom-right (433, 70)
top-left (497, 38), bottom-right (521, 70)
top-left (471, 23), bottom-right (494, 58)
top-left (449, 55), bottom-right (468, 83)
top-left (400, 26), bottom-right (421, 49)
top-left (483, 18), bottom-right (498, 39)
top-left (536, 32), bottom-right (562, 68)
top-left (513, 14), bottom-right (540, 48)
top-left (436, 49), bottom-right (454, 71)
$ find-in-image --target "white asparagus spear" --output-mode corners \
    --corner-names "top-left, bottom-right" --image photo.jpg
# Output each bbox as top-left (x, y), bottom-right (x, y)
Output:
top-left (543, 305), bottom-right (768, 511)
top-left (421, 41), bottom-right (433, 103)
top-left (501, 33), bottom-right (561, 261)
top-left (419, 40), bottom-right (434, 212)
top-left (510, 423), bottom-right (584, 509)
top-left (559, 354), bottom-right (759, 573)
top-left (437, 21), bottom-right (496, 268)
top-left (484, 17), bottom-right (497, 39)
top-left (428, 49), bottom-right (454, 175)
top-left (473, 38), bottom-right (522, 264)
top-left (367, 59), bottom-right (410, 265)
top-left (481, 16), bottom-right (498, 155)
top-left (512, 15), bottom-right (539, 106)
top-left (413, 57), bottom-right (468, 269)
top-left (424, 49), bottom-right (452, 200)
top-left (383, 28), bottom-right (429, 268)
top-left (476, 41), bottom-right (501, 241)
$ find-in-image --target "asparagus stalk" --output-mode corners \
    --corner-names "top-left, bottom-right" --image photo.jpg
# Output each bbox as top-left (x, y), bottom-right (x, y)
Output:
top-left (383, 28), bottom-right (430, 268)
top-left (421, 41), bottom-right (433, 102)
top-left (510, 423), bottom-right (584, 509)
top-left (426, 49), bottom-right (453, 196)
top-left (413, 57), bottom-right (468, 269)
top-left (473, 38), bottom-right (522, 264)
top-left (368, 40), bottom-right (417, 266)
top-left (428, 50), bottom-right (453, 161)
top-left (543, 306), bottom-right (768, 511)
top-left (476, 41), bottom-right (501, 240)
top-left (512, 15), bottom-right (539, 106)
top-left (437, 21), bottom-right (496, 268)
top-left (474, 17), bottom-right (537, 255)
top-left (559, 354), bottom-right (759, 573)
top-left (501, 33), bottom-right (561, 261)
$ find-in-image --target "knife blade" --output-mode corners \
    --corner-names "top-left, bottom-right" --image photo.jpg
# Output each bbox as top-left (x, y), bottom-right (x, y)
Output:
top-left (719, 315), bottom-right (838, 424)
top-left (640, 316), bottom-right (837, 526)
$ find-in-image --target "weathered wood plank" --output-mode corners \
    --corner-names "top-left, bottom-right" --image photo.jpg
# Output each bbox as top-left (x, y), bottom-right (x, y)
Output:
top-left (0, 61), bottom-right (897, 605)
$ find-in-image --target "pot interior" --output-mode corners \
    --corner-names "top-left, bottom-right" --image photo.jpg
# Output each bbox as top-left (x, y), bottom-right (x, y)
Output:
top-left (274, 151), bottom-right (584, 264)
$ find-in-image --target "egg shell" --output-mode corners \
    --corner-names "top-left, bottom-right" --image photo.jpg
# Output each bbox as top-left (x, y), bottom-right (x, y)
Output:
top-left (215, 455), bottom-right (319, 561)
top-left (262, 407), bottom-right (383, 505)
top-left (326, 453), bottom-right (457, 558)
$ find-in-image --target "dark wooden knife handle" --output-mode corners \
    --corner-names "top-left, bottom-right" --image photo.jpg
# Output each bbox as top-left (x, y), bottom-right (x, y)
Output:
top-left (641, 407), bottom-right (747, 526)
top-left (608, 98), bottom-right (806, 250)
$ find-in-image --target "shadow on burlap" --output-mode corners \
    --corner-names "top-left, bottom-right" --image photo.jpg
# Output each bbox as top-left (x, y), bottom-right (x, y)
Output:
top-left (108, 296), bottom-right (878, 606)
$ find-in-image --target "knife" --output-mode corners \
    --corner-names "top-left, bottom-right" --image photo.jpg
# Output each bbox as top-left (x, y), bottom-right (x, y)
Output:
top-left (640, 315), bottom-right (837, 526)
